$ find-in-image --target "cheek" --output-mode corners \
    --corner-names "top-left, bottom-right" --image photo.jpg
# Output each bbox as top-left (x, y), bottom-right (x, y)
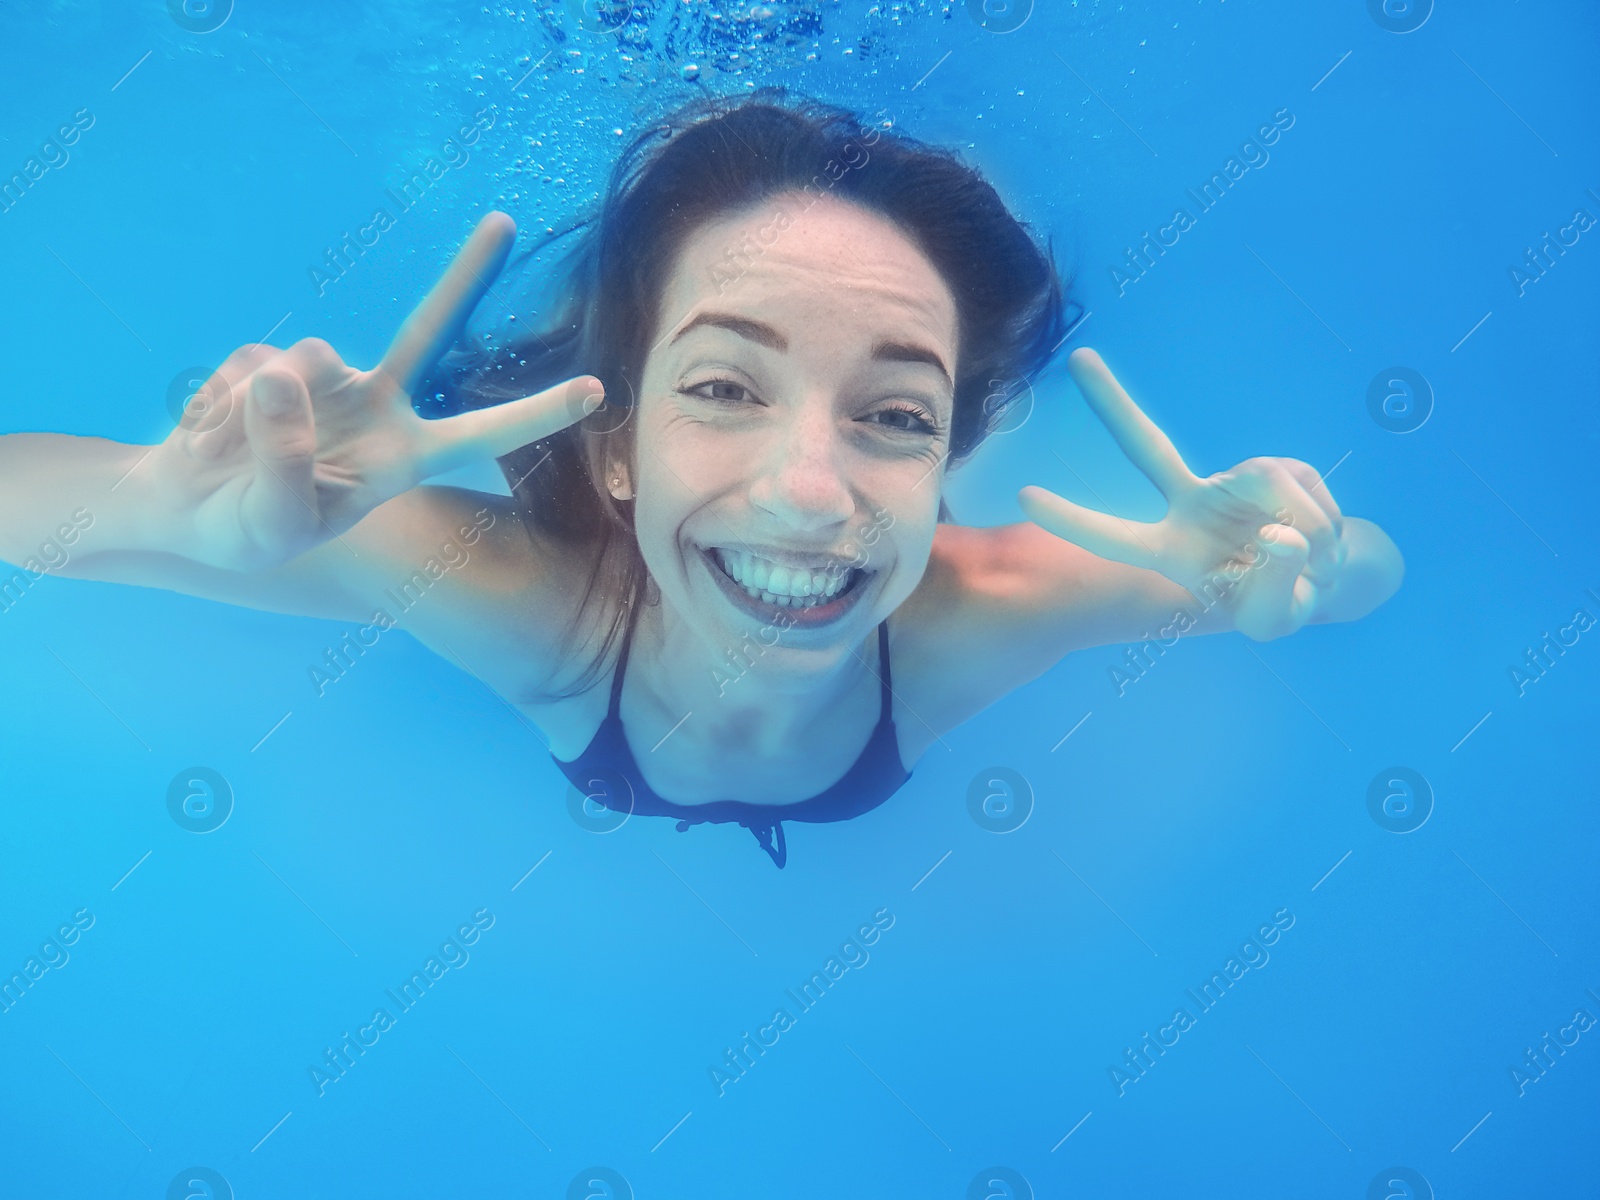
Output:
top-left (630, 487), bottom-right (681, 573)
top-left (867, 507), bottom-right (935, 585)
top-left (637, 409), bottom-right (748, 513)
top-left (631, 434), bottom-right (708, 568)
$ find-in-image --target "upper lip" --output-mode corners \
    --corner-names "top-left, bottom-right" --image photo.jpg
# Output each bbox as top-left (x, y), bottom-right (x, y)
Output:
top-left (706, 543), bottom-right (872, 571)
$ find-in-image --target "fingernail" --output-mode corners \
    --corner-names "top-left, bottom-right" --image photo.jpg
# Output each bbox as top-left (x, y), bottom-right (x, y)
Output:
top-left (582, 380), bottom-right (606, 411)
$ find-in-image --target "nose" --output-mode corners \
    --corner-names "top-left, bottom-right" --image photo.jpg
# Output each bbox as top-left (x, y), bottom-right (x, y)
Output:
top-left (747, 400), bottom-right (855, 533)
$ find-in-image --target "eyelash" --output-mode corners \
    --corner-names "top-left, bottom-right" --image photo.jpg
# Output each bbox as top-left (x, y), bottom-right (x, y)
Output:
top-left (874, 401), bottom-right (941, 436)
top-left (681, 379), bottom-right (942, 436)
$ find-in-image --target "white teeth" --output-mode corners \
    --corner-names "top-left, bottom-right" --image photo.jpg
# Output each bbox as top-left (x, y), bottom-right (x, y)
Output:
top-left (714, 547), bottom-right (855, 602)
top-left (719, 549), bottom-right (857, 613)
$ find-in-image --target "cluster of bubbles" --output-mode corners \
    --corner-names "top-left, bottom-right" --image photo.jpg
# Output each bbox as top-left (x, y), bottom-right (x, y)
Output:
top-left (549, 1), bottom-right (960, 70)
top-left (482, 1), bottom-right (954, 217)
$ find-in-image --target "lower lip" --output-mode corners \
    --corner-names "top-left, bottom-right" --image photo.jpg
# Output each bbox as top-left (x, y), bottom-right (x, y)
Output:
top-left (701, 550), bottom-right (871, 631)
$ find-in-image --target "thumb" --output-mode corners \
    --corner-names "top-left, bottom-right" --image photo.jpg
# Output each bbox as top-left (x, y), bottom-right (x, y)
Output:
top-left (241, 368), bottom-right (320, 545)
top-left (1231, 523), bottom-right (1317, 641)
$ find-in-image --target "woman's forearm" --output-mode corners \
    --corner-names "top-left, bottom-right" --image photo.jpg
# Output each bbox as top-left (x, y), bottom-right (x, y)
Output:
top-left (0, 433), bottom-right (173, 575)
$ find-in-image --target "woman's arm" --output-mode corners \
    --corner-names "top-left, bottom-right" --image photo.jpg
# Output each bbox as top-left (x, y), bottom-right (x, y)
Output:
top-left (1, 213), bottom-right (601, 642)
top-left (935, 508), bottom-right (1402, 660)
top-left (892, 349), bottom-right (1405, 745)
top-left (10, 467), bottom-right (531, 625)
top-left (0, 429), bottom-right (369, 620)
top-left (1, 434), bottom-right (591, 700)
top-left (1016, 348), bottom-right (1404, 643)
top-left (893, 503), bottom-right (1401, 753)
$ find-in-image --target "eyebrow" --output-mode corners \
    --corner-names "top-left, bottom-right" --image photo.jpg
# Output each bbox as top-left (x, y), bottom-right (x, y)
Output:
top-left (670, 311), bottom-right (953, 388)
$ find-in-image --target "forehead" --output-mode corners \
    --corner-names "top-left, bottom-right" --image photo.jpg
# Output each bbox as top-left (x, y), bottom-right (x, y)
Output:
top-left (653, 193), bottom-right (959, 361)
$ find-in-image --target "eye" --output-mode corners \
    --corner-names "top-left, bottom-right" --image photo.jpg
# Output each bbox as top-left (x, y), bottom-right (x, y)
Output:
top-left (869, 402), bottom-right (939, 436)
top-left (683, 378), bottom-right (754, 405)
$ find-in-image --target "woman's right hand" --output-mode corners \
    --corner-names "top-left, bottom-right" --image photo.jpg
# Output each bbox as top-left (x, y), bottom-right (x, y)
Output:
top-left (140, 211), bottom-right (602, 572)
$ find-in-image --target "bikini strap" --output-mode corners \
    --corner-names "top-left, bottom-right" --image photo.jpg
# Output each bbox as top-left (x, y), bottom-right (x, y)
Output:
top-left (876, 620), bottom-right (893, 712)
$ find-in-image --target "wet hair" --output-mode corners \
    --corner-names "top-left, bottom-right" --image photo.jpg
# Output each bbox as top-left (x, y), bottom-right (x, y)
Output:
top-left (428, 86), bottom-right (1070, 699)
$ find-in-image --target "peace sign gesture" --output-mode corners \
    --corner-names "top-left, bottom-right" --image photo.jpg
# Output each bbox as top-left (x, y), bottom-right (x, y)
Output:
top-left (1018, 348), bottom-right (1347, 641)
top-left (142, 212), bottom-right (603, 572)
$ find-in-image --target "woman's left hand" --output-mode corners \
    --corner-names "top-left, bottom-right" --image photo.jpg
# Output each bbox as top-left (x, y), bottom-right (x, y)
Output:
top-left (1016, 347), bottom-right (1355, 642)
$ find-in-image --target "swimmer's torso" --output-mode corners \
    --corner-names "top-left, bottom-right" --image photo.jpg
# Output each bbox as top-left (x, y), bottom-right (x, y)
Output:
top-left (359, 487), bottom-right (1188, 808)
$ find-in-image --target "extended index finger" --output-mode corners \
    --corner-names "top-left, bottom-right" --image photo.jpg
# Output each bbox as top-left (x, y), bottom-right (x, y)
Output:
top-left (419, 375), bottom-right (605, 478)
top-left (1067, 347), bottom-right (1198, 497)
top-left (378, 210), bottom-right (518, 394)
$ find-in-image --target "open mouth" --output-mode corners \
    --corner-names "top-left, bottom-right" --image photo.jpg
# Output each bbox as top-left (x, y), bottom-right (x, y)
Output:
top-left (702, 546), bottom-right (872, 627)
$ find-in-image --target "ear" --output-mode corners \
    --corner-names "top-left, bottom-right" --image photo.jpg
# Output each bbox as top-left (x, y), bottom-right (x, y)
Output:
top-left (606, 457), bottom-right (634, 501)
top-left (587, 416), bottom-right (637, 501)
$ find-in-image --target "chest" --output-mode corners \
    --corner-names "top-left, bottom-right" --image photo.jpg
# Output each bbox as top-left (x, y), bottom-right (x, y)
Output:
top-left (547, 670), bottom-right (923, 810)
top-left (513, 538), bottom-right (1035, 792)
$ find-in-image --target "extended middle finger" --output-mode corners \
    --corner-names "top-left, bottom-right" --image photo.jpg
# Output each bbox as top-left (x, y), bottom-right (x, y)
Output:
top-left (377, 211), bottom-right (517, 394)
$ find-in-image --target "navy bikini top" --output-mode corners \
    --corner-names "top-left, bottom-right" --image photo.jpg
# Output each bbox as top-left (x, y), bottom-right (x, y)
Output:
top-left (550, 602), bottom-right (913, 868)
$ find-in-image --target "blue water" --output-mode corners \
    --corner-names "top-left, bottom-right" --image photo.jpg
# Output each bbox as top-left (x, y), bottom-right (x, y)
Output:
top-left (2, 2), bottom-right (1597, 1196)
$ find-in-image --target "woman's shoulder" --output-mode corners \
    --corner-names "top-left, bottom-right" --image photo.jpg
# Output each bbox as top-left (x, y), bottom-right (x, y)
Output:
top-left (889, 521), bottom-right (1178, 749)
top-left (895, 521), bottom-right (1034, 633)
top-left (887, 523), bottom-right (1036, 754)
top-left (359, 484), bottom-right (605, 701)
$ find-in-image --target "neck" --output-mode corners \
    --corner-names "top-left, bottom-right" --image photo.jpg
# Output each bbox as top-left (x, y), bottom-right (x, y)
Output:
top-left (627, 598), bottom-right (876, 756)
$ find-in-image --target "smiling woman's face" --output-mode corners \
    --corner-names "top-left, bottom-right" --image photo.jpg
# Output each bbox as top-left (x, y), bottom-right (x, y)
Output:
top-left (625, 191), bottom-right (960, 684)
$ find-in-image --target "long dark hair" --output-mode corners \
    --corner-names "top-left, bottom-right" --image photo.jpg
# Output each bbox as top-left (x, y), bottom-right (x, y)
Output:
top-left (426, 87), bottom-right (1070, 700)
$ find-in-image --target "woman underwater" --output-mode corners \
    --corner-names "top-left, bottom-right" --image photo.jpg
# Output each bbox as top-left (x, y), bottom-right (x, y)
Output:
top-left (0, 91), bottom-right (1402, 867)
